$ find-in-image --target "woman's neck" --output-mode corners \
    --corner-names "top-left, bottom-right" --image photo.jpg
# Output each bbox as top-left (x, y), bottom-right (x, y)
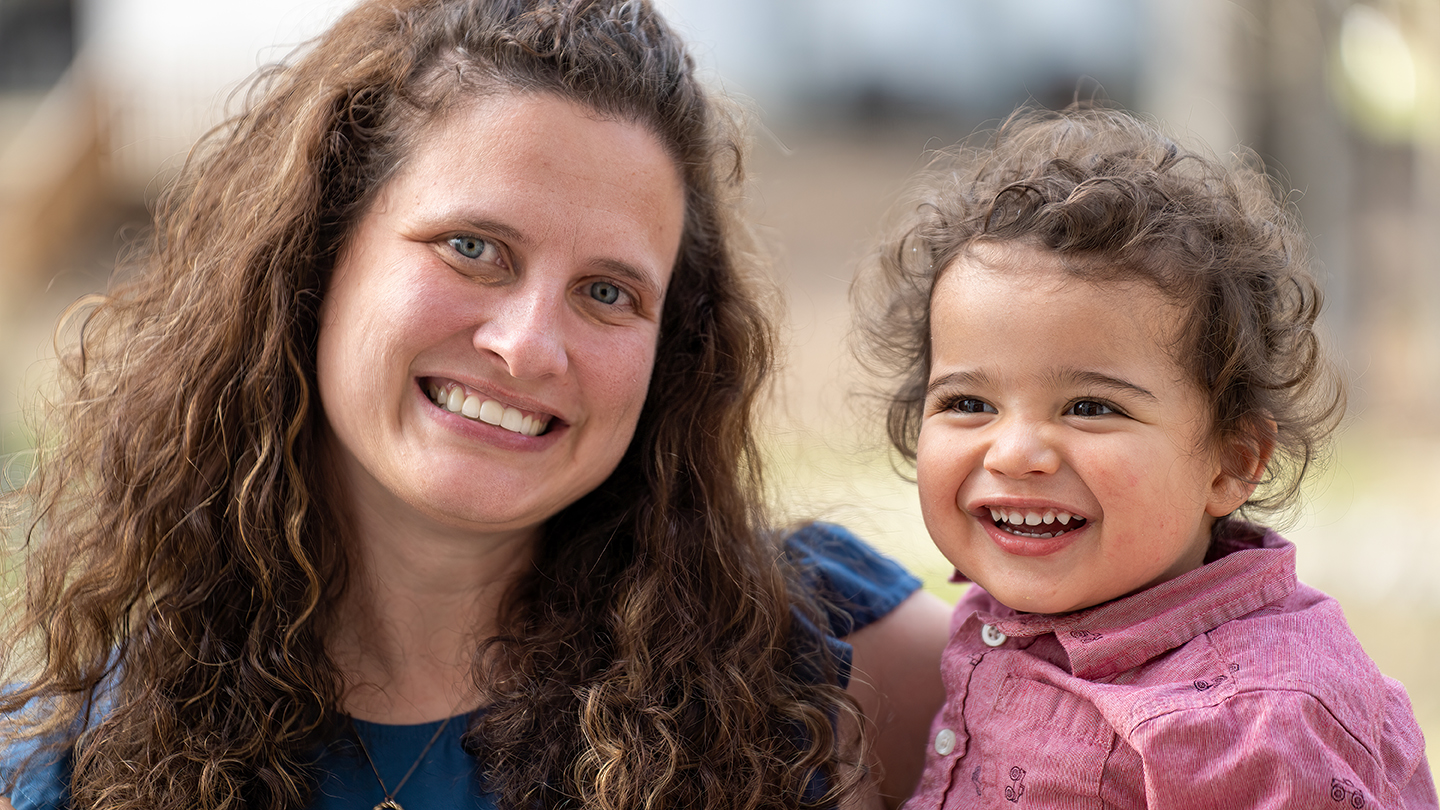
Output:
top-left (329, 475), bottom-right (539, 724)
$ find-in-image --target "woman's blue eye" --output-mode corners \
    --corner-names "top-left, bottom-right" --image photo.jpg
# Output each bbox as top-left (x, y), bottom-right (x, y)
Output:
top-left (1068, 400), bottom-right (1115, 417)
top-left (449, 236), bottom-right (490, 259)
top-left (588, 281), bottom-right (621, 305)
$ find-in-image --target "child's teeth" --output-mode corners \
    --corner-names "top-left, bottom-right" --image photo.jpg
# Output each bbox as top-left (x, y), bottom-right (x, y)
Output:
top-left (986, 506), bottom-right (1085, 533)
top-left (461, 394), bottom-right (482, 419)
top-left (478, 400), bottom-right (504, 426)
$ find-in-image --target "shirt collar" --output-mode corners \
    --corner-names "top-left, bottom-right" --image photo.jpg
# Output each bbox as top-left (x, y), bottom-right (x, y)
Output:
top-left (965, 523), bottom-right (1297, 679)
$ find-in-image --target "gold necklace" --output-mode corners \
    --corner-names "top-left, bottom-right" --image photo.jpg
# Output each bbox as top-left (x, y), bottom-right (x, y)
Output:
top-left (352, 715), bottom-right (453, 810)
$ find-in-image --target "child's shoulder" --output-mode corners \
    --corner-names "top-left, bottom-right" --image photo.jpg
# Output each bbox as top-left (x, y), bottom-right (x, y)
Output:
top-left (1207, 580), bottom-right (1383, 698)
top-left (1105, 576), bottom-right (1399, 734)
top-left (1124, 583), bottom-right (1434, 809)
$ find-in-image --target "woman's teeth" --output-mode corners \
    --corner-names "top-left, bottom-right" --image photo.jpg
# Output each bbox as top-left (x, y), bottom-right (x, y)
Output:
top-left (987, 507), bottom-right (1086, 539)
top-left (428, 383), bottom-right (548, 437)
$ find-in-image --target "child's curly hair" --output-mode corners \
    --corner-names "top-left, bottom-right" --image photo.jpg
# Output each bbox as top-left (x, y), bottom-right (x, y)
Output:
top-left (854, 105), bottom-right (1345, 522)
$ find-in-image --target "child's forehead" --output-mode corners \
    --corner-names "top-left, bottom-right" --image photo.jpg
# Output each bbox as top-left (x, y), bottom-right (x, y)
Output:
top-left (931, 242), bottom-right (1193, 369)
top-left (941, 240), bottom-right (1143, 289)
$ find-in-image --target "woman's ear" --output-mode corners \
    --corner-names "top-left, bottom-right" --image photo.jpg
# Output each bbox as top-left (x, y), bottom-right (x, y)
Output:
top-left (1206, 418), bottom-right (1277, 518)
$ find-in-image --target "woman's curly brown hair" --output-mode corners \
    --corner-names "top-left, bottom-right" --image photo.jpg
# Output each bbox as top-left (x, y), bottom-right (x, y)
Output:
top-left (854, 105), bottom-right (1345, 522)
top-left (2, 1), bottom-right (859, 808)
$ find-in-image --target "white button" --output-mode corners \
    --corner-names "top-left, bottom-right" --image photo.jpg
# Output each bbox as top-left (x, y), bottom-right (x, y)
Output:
top-left (934, 728), bottom-right (957, 756)
top-left (981, 624), bottom-right (1008, 647)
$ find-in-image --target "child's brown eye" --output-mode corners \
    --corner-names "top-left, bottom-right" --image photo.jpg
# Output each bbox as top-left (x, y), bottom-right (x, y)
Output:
top-left (1068, 400), bottom-right (1116, 417)
top-left (952, 398), bottom-right (996, 414)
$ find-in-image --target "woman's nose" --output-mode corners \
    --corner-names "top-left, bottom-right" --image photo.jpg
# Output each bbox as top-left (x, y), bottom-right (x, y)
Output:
top-left (983, 418), bottom-right (1061, 479)
top-left (472, 285), bottom-right (568, 380)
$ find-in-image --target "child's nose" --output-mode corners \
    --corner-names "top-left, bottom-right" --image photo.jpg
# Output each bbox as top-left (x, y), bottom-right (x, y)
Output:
top-left (983, 419), bottom-right (1061, 479)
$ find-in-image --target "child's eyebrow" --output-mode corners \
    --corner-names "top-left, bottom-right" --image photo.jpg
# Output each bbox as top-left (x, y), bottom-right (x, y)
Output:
top-left (1051, 369), bottom-right (1159, 403)
top-left (926, 369), bottom-right (994, 396)
top-left (926, 368), bottom-right (1160, 404)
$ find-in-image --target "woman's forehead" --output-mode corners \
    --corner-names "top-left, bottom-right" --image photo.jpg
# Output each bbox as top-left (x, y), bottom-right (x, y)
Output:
top-left (367, 91), bottom-right (687, 284)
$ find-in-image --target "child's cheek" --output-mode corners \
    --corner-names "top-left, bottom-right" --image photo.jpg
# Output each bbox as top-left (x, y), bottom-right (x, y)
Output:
top-left (916, 472), bottom-right (959, 542)
top-left (915, 436), bottom-right (973, 567)
top-left (1081, 444), bottom-right (1148, 495)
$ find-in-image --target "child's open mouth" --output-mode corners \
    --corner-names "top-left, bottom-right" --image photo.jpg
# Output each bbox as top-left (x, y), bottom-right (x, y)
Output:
top-left (986, 507), bottom-right (1088, 540)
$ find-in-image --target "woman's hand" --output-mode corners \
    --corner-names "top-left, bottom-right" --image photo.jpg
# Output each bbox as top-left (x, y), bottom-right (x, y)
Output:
top-left (845, 589), bottom-right (954, 809)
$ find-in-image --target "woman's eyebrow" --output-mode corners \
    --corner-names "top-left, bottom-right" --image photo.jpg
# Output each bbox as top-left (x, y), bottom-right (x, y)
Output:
top-left (418, 211), bottom-right (663, 294)
top-left (593, 257), bottom-right (666, 299)
top-left (416, 209), bottom-right (528, 246)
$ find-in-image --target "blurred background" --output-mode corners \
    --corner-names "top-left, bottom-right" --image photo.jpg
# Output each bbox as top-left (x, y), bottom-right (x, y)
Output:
top-left (1, 0), bottom-right (1435, 761)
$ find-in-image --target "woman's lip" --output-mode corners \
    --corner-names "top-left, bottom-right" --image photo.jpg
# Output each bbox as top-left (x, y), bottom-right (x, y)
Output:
top-left (983, 518), bottom-right (1087, 558)
top-left (419, 377), bottom-right (562, 427)
top-left (415, 379), bottom-right (567, 446)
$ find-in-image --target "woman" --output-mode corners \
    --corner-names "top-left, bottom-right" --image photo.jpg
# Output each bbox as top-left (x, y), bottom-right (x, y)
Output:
top-left (0, 1), bottom-right (950, 808)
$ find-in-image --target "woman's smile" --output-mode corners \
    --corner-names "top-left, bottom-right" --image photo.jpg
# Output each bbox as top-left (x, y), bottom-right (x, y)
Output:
top-left (423, 378), bottom-right (554, 437)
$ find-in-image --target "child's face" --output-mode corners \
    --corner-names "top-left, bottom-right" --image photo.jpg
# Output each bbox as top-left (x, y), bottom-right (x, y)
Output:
top-left (917, 242), bottom-right (1252, 615)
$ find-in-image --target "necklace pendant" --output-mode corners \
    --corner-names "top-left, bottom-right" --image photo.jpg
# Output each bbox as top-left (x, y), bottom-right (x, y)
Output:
top-left (374, 801), bottom-right (404, 810)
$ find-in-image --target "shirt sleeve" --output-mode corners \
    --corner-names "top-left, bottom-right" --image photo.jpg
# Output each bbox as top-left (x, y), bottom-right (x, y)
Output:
top-left (1133, 689), bottom-right (1438, 810)
top-left (784, 522), bottom-right (923, 638)
top-left (1, 735), bottom-right (72, 810)
top-left (783, 522), bottom-right (924, 689)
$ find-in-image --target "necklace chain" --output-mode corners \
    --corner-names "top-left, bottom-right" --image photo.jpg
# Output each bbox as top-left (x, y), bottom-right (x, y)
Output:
top-left (352, 715), bottom-right (454, 810)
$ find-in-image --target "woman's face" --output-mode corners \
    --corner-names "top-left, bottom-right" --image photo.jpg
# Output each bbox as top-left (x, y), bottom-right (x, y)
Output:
top-left (316, 92), bottom-right (685, 539)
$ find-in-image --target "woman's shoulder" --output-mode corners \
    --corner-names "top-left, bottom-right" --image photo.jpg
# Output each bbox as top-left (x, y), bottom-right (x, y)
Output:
top-left (786, 523), bottom-right (952, 804)
top-left (0, 733), bottom-right (72, 810)
top-left (783, 521), bottom-right (922, 639)
top-left (2, 687), bottom-right (114, 810)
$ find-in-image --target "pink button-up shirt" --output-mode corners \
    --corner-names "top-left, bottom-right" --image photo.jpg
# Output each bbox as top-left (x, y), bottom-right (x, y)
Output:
top-left (905, 524), bottom-right (1436, 809)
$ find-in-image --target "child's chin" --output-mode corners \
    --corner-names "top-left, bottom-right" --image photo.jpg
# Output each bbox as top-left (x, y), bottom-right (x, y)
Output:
top-left (986, 584), bottom-right (1103, 616)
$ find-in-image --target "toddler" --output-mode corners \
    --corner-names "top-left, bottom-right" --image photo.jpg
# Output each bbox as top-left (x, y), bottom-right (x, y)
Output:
top-left (856, 106), bottom-right (1437, 809)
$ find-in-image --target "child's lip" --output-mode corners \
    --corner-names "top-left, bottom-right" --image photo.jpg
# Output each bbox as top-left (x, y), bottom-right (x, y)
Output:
top-left (975, 504), bottom-right (1088, 530)
top-left (967, 499), bottom-right (1091, 526)
top-left (968, 499), bottom-right (1092, 556)
top-left (983, 518), bottom-right (1088, 558)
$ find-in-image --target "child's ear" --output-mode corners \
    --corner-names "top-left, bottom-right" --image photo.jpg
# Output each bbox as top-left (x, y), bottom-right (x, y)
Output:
top-left (1206, 418), bottom-right (1277, 517)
